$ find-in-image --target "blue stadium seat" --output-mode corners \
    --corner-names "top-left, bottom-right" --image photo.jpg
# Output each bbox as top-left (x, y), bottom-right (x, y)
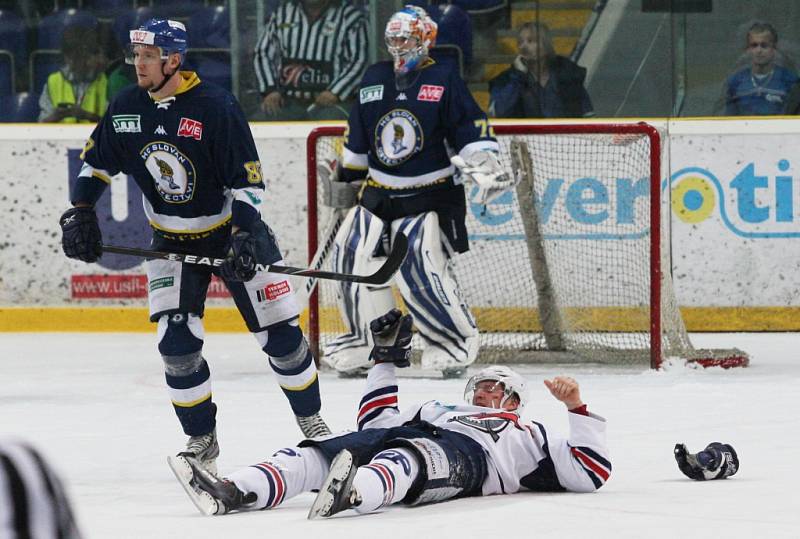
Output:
top-left (445, 0), bottom-right (506, 15)
top-left (30, 51), bottom-right (62, 94)
top-left (85, 0), bottom-right (137, 19)
top-left (37, 9), bottom-right (98, 50)
top-left (188, 6), bottom-right (230, 49)
top-left (430, 3), bottom-right (473, 67)
top-left (186, 52), bottom-right (231, 91)
top-left (0, 51), bottom-right (13, 95)
top-left (112, 6), bottom-right (156, 48)
top-left (0, 92), bottom-right (40, 122)
top-left (0, 9), bottom-right (26, 75)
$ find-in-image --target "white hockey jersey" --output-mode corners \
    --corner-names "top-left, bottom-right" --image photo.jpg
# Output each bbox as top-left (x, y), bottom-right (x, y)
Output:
top-left (357, 363), bottom-right (611, 495)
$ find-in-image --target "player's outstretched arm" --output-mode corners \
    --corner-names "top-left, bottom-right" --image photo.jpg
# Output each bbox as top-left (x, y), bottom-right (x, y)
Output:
top-left (543, 376), bottom-right (584, 410)
top-left (355, 309), bottom-right (413, 431)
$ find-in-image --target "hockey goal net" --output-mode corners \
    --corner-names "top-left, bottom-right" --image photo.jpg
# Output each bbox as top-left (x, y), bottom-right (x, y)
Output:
top-left (305, 123), bottom-right (748, 369)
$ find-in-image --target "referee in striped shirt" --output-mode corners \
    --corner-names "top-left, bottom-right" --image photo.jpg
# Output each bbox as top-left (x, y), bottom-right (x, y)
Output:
top-left (0, 438), bottom-right (82, 538)
top-left (254, 0), bottom-right (369, 120)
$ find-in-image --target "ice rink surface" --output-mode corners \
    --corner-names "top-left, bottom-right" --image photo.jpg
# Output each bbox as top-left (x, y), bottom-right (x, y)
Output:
top-left (2, 331), bottom-right (799, 538)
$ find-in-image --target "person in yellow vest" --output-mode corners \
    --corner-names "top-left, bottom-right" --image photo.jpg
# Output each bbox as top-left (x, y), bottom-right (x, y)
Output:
top-left (39, 25), bottom-right (108, 123)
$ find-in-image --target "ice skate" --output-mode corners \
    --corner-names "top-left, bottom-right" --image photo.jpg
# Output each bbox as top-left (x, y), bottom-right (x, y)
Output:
top-left (296, 411), bottom-right (332, 438)
top-left (328, 345), bottom-right (372, 377)
top-left (178, 428), bottom-right (219, 475)
top-left (167, 455), bottom-right (257, 515)
top-left (308, 449), bottom-right (361, 519)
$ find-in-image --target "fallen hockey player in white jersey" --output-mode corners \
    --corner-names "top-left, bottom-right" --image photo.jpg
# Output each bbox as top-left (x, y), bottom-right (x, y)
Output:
top-left (168, 309), bottom-right (611, 518)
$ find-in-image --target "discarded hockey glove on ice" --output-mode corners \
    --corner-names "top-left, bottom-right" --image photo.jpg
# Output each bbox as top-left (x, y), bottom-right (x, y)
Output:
top-left (59, 206), bottom-right (102, 263)
top-left (221, 221), bottom-right (281, 282)
top-left (370, 308), bottom-right (413, 367)
top-left (674, 442), bottom-right (739, 480)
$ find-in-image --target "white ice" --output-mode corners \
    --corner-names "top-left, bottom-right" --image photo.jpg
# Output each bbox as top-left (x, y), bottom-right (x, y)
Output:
top-left (2, 332), bottom-right (799, 538)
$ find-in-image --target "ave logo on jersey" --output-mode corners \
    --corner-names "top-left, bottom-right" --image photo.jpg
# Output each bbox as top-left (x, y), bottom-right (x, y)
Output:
top-left (140, 142), bottom-right (197, 203)
top-left (177, 117), bottom-right (203, 140)
top-left (360, 84), bottom-right (384, 104)
top-left (112, 114), bottom-right (141, 133)
top-left (417, 85), bottom-right (444, 102)
top-left (375, 109), bottom-right (423, 166)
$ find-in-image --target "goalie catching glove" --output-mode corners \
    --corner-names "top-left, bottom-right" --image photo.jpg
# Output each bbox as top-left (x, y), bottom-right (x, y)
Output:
top-left (451, 150), bottom-right (517, 205)
top-left (369, 308), bottom-right (413, 367)
top-left (674, 442), bottom-right (739, 481)
top-left (220, 221), bottom-right (281, 282)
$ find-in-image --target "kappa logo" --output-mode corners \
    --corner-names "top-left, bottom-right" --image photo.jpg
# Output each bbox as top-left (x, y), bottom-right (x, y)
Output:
top-left (154, 125), bottom-right (167, 135)
top-left (360, 84), bottom-right (384, 104)
top-left (112, 114), bottom-right (141, 133)
top-left (397, 92), bottom-right (407, 101)
top-left (177, 117), bottom-right (203, 140)
top-left (256, 280), bottom-right (291, 302)
top-left (417, 84), bottom-right (444, 102)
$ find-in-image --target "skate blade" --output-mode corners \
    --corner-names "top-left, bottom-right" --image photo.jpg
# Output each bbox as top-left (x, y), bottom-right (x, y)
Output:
top-left (167, 455), bottom-right (219, 516)
top-left (307, 450), bottom-right (354, 520)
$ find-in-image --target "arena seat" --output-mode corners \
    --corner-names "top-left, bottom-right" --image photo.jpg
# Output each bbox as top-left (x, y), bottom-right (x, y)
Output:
top-left (37, 9), bottom-right (98, 50)
top-left (0, 9), bottom-right (26, 78)
top-left (0, 92), bottom-right (40, 122)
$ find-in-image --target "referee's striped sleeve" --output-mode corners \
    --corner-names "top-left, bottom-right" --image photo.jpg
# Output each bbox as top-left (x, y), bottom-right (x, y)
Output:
top-left (329, 6), bottom-right (369, 100)
top-left (0, 438), bottom-right (82, 538)
top-left (253, 10), bottom-right (281, 95)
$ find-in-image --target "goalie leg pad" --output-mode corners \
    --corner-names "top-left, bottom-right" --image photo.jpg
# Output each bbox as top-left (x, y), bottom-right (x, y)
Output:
top-left (158, 313), bottom-right (216, 437)
top-left (325, 206), bottom-right (396, 371)
top-left (226, 447), bottom-right (329, 510)
top-left (255, 320), bottom-right (321, 417)
top-left (392, 213), bottom-right (478, 370)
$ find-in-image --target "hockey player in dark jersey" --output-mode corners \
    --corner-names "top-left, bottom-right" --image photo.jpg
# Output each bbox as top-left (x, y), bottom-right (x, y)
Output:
top-left (168, 309), bottom-right (610, 518)
top-left (57, 18), bottom-right (330, 472)
top-left (321, 5), bottom-right (516, 377)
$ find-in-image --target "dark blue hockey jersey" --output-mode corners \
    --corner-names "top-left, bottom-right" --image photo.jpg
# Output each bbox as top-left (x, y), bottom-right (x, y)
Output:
top-left (343, 59), bottom-right (498, 189)
top-left (74, 72), bottom-right (264, 235)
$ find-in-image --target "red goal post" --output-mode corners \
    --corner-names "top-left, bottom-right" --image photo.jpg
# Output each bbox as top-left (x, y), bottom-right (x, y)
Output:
top-left (305, 123), bottom-right (749, 370)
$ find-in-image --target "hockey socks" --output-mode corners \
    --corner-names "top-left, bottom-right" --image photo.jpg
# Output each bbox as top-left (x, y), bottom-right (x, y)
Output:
top-left (226, 447), bottom-right (329, 510)
top-left (352, 448), bottom-right (419, 514)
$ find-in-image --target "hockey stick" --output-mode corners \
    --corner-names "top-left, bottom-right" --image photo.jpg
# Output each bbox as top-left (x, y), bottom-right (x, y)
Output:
top-left (300, 208), bottom-right (345, 301)
top-left (101, 232), bottom-right (407, 285)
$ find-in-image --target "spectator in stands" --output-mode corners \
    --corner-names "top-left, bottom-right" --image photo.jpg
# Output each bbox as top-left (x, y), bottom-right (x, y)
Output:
top-left (105, 58), bottom-right (137, 101)
top-left (39, 26), bottom-right (108, 123)
top-left (722, 21), bottom-right (798, 116)
top-left (253, 0), bottom-right (369, 121)
top-left (488, 22), bottom-right (593, 119)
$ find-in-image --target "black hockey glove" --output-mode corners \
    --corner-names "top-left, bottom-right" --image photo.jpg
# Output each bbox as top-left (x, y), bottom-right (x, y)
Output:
top-left (369, 308), bottom-right (413, 367)
top-left (674, 442), bottom-right (739, 481)
top-left (59, 206), bottom-right (102, 263)
top-left (220, 221), bottom-right (281, 282)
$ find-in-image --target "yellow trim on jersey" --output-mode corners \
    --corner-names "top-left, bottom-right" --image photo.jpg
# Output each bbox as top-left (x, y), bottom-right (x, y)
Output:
top-left (92, 170), bottom-right (112, 184)
top-left (149, 214), bottom-right (231, 235)
top-left (279, 371), bottom-right (318, 392)
top-left (172, 393), bottom-right (212, 408)
top-left (175, 71), bottom-right (201, 95)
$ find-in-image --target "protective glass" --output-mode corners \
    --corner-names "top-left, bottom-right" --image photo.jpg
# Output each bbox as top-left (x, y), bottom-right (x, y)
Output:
top-left (463, 376), bottom-right (507, 407)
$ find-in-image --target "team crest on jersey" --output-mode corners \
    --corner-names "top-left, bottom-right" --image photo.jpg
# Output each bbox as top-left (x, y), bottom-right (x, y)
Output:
top-left (375, 109), bottom-right (423, 166)
top-left (140, 142), bottom-right (196, 203)
top-left (448, 412), bottom-right (523, 442)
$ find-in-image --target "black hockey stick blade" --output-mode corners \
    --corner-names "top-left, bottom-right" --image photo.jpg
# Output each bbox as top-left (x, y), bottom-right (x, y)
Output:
top-left (101, 232), bottom-right (408, 285)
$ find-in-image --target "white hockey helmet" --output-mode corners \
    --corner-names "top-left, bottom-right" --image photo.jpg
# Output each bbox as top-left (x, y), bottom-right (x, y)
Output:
top-left (464, 365), bottom-right (528, 411)
top-left (385, 5), bottom-right (437, 74)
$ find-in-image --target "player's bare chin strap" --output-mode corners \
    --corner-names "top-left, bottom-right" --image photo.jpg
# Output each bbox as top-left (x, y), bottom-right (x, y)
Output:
top-left (151, 62), bottom-right (178, 94)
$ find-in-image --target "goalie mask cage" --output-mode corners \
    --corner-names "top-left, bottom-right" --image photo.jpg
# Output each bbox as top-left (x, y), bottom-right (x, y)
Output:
top-left (306, 123), bottom-right (749, 370)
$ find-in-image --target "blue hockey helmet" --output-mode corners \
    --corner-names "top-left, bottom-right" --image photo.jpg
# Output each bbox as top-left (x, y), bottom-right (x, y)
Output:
top-left (125, 18), bottom-right (188, 65)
